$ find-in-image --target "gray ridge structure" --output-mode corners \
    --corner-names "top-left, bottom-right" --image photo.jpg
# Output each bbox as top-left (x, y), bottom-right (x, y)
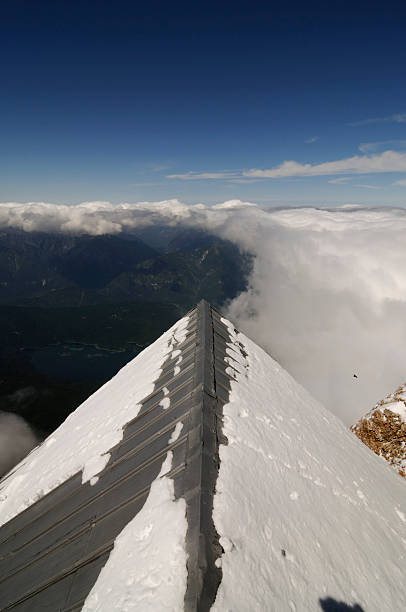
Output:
top-left (0, 301), bottom-right (235, 611)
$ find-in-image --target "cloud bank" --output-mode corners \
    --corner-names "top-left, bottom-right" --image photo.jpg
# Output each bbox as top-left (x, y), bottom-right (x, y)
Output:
top-left (358, 139), bottom-right (406, 153)
top-left (1, 200), bottom-right (406, 425)
top-left (167, 150), bottom-right (406, 182)
top-left (0, 412), bottom-right (40, 478)
top-left (245, 150), bottom-right (406, 179)
top-left (349, 113), bottom-right (406, 126)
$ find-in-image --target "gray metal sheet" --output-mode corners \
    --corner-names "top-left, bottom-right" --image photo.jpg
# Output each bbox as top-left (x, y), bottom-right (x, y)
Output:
top-left (0, 301), bottom-right (233, 611)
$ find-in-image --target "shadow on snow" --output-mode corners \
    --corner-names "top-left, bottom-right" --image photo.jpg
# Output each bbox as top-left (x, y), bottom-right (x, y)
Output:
top-left (319, 597), bottom-right (365, 612)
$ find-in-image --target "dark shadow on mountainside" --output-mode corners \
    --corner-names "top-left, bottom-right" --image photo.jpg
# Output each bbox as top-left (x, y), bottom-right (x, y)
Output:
top-left (319, 597), bottom-right (365, 612)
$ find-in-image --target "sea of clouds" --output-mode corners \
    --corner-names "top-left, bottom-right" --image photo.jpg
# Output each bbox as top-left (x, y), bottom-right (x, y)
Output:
top-left (0, 411), bottom-right (40, 478)
top-left (2, 199), bottom-right (406, 426)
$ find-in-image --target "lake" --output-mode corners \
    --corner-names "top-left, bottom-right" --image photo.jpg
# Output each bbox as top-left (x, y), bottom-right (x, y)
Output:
top-left (27, 343), bottom-right (142, 382)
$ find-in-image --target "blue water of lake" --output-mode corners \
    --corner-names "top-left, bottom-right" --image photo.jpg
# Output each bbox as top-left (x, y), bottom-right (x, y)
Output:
top-left (27, 343), bottom-right (142, 381)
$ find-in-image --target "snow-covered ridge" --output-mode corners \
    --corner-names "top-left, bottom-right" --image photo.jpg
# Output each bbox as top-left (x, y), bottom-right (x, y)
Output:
top-left (0, 316), bottom-right (189, 527)
top-left (352, 383), bottom-right (406, 478)
top-left (1, 304), bottom-right (405, 611)
top-left (82, 452), bottom-right (188, 612)
top-left (212, 317), bottom-right (406, 612)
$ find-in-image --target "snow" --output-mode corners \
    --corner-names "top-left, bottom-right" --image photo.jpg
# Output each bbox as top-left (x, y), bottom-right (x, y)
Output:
top-left (2, 304), bottom-right (406, 610)
top-left (169, 421), bottom-right (184, 444)
top-left (212, 317), bottom-right (406, 612)
top-left (172, 352), bottom-right (183, 377)
top-left (379, 399), bottom-right (406, 421)
top-left (374, 382), bottom-right (406, 423)
top-left (159, 397), bottom-right (171, 410)
top-left (159, 386), bottom-right (171, 410)
top-left (82, 452), bottom-right (187, 612)
top-left (0, 316), bottom-right (189, 527)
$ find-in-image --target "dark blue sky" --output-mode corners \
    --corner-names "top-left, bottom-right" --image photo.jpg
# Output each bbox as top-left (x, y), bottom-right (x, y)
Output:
top-left (2, 0), bottom-right (406, 205)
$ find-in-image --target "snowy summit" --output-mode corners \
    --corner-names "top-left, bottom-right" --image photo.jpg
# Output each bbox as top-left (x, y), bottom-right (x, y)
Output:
top-left (0, 301), bottom-right (405, 611)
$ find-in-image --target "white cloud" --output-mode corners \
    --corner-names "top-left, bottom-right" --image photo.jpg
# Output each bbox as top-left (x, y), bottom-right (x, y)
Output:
top-left (221, 205), bottom-right (406, 425)
top-left (2, 200), bottom-right (406, 427)
top-left (228, 178), bottom-right (264, 184)
top-left (393, 178), bottom-right (406, 186)
top-left (349, 113), bottom-right (406, 126)
top-left (328, 177), bottom-right (352, 184)
top-left (305, 136), bottom-right (319, 143)
top-left (353, 184), bottom-right (382, 190)
top-left (166, 171), bottom-right (237, 180)
top-left (244, 150), bottom-right (406, 179)
top-left (0, 200), bottom-right (206, 235)
top-left (359, 140), bottom-right (406, 153)
top-left (169, 151), bottom-right (406, 183)
top-left (0, 411), bottom-right (40, 477)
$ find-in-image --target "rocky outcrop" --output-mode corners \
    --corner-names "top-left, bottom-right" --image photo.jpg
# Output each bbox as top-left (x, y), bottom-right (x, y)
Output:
top-left (351, 384), bottom-right (406, 478)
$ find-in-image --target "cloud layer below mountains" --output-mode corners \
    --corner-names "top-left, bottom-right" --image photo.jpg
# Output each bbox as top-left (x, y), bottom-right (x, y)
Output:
top-left (2, 200), bottom-right (406, 425)
top-left (0, 412), bottom-right (40, 478)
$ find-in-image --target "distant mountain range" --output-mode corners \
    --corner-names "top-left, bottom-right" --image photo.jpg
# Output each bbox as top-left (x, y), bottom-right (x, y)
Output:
top-left (0, 226), bottom-right (252, 435)
top-left (0, 227), bottom-right (250, 308)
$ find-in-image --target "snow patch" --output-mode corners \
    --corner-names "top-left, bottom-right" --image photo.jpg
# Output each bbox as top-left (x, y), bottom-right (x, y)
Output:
top-left (82, 451), bottom-right (188, 611)
top-left (169, 422), bottom-right (184, 444)
top-left (0, 316), bottom-right (189, 527)
top-left (395, 508), bottom-right (406, 523)
top-left (383, 400), bottom-right (406, 421)
top-left (159, 397), bottom-right (171, 410)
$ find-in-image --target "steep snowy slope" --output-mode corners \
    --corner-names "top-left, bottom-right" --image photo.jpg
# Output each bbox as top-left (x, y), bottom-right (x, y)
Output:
top-left (212, 318), bottom-right (405, 612)
top-left (0, 311), bottom-right (192, 612)
top-left (0, 315), bottom-right (189, 527)
top-left (0, 302), bottom-right (405, 612)
top-left (352, 383), bottom-right (406, 479)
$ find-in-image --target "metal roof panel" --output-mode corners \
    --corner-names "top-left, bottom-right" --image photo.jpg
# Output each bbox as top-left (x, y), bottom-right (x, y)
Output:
top-left (0, 301), bottom-right (231, 611)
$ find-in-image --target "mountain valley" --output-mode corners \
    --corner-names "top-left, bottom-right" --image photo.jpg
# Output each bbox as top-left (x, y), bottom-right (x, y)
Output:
top-left (0, 227), bottom-right (252, 436)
